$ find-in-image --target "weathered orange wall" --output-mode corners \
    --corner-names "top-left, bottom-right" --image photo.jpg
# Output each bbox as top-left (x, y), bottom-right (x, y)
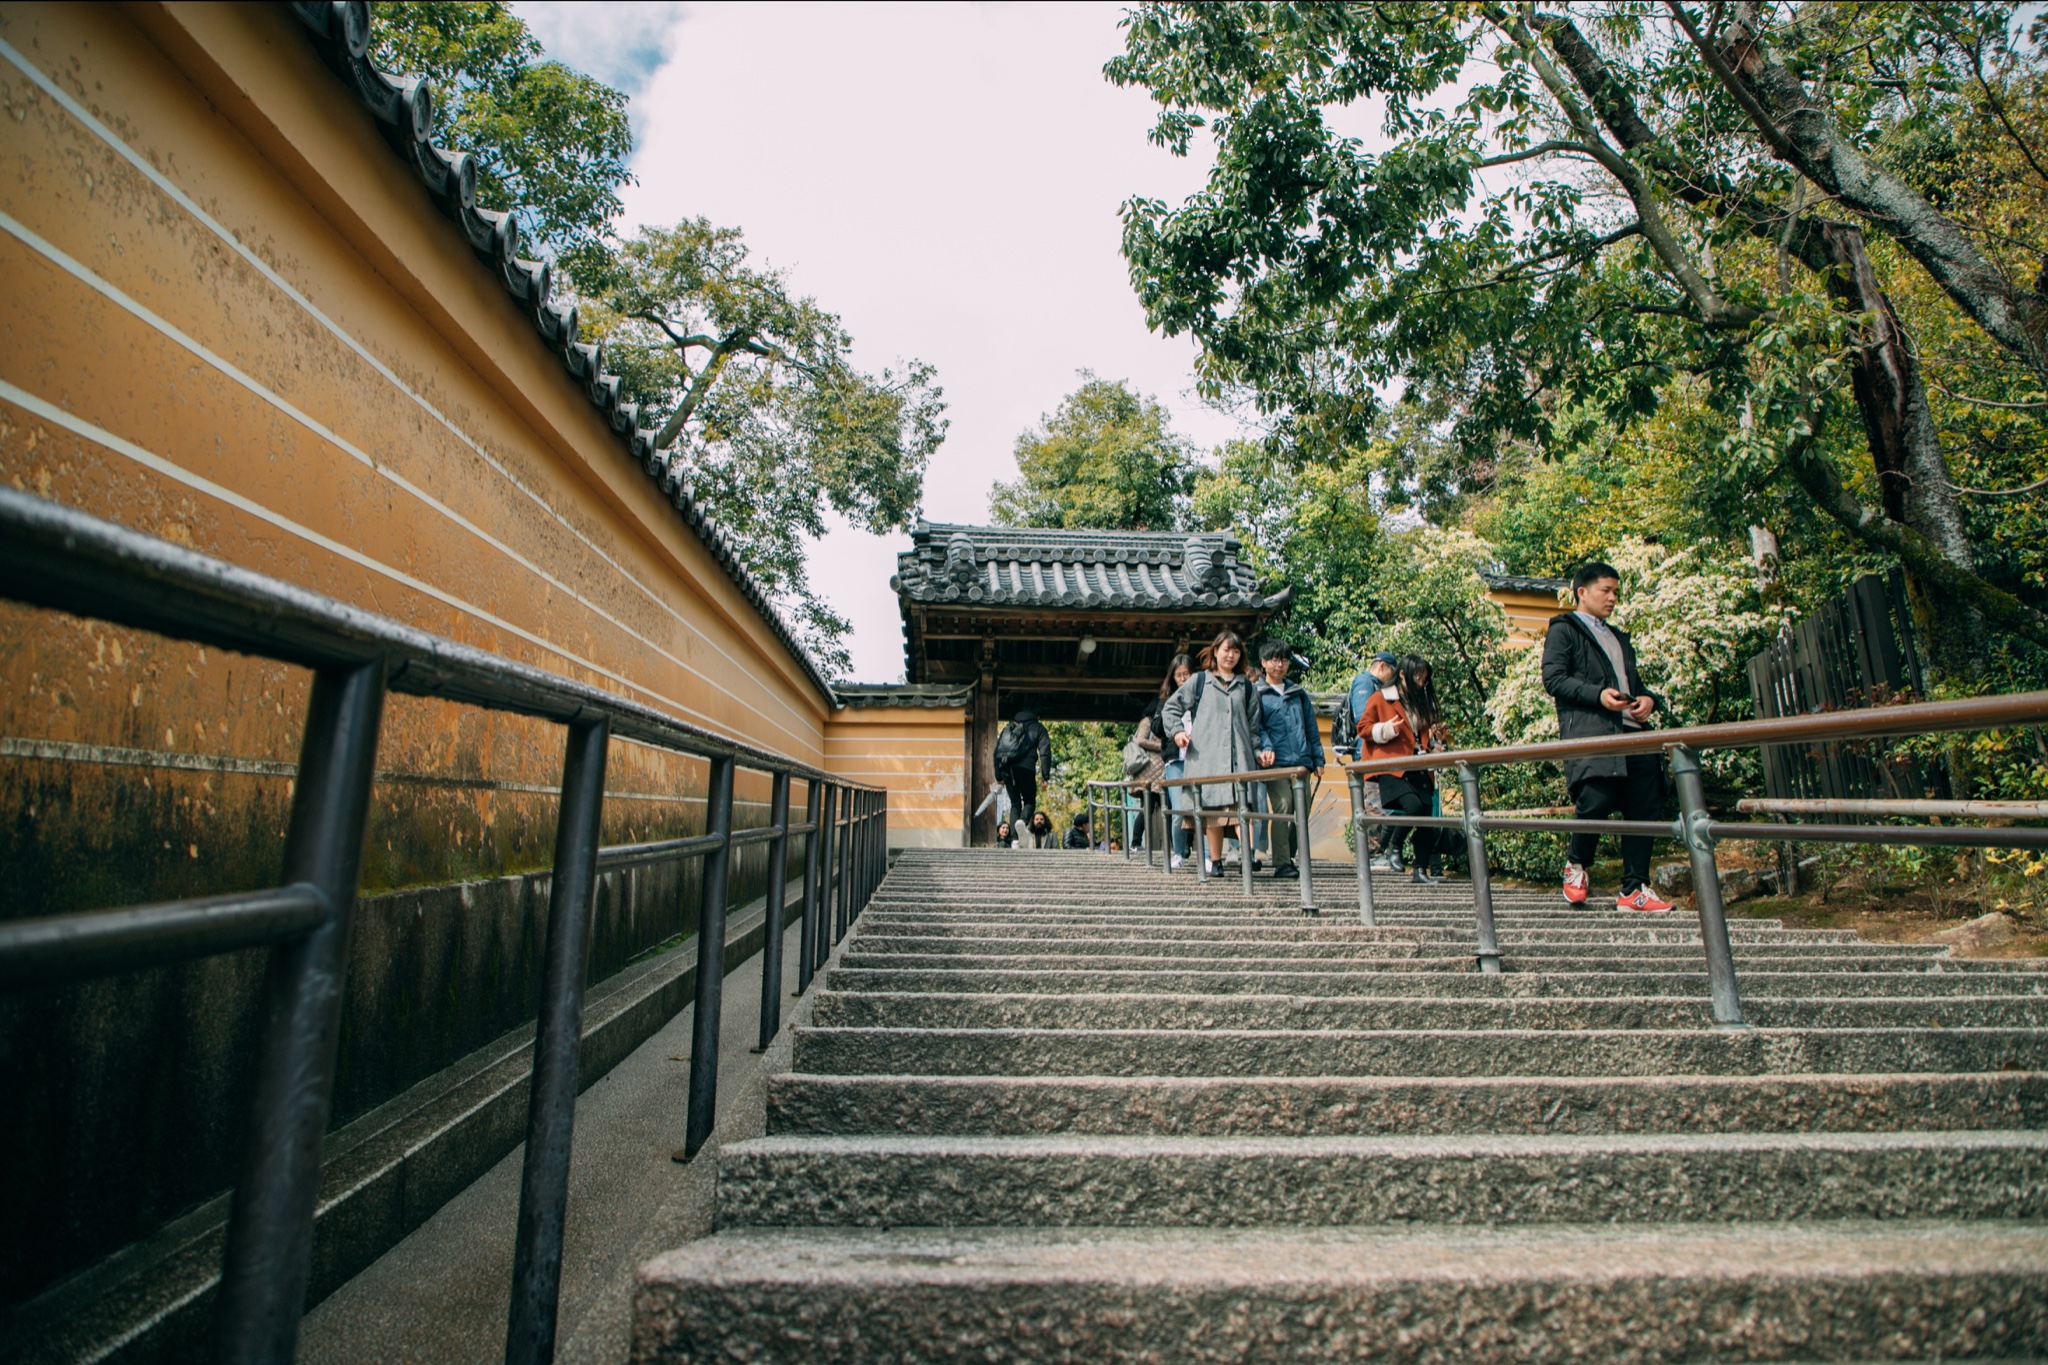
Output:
top-left (0, 2), bottom-right (834, 897)
top-left (1490, 586), bottom-right (1566, 649)
top-left (824, 708), bottom-right (967, 848)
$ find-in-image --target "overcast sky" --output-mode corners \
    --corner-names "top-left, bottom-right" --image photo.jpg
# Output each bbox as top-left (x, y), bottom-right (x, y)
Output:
top-left (514, 1), bottom-right (1247, 681)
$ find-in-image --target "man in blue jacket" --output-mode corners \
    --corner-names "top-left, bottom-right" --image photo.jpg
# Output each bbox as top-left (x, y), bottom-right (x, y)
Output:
top-left (1254, 640), bottom-right (1323, 880)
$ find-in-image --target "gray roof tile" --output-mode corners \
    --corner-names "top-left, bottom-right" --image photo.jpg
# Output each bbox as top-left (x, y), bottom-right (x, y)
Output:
top-left (894, 523), bottom-right (1280, 612)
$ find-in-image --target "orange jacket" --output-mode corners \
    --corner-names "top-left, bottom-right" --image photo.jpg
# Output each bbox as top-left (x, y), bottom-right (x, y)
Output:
top-left (1357, 686), bottom-right (1418, 766)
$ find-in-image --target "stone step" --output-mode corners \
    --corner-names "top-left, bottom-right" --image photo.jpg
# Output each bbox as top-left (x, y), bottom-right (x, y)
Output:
top-left (765, 1070), bottom-right (2048, 1137)
top-left (715, 1129), bottom-right (2048, 1228)
top-left (632, 1221), bottom-right (2048, 1364)
top-left (805, 990), bottom-right (2048, 1033)
top-left (825, 966), bottom-right (2045, 999)
top-left (838, 950), bottom-right (1955, 975)
top-left (854, 919), bottom-right (1860, 945)
top-left (791, 1024), bottom-right (2048, 1078)
top-left (845, 935), bottom-right (1946, 963)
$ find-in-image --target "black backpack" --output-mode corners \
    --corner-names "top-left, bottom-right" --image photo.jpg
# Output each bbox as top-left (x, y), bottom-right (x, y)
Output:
top-left (993, 721), bottom-right (1032, 772)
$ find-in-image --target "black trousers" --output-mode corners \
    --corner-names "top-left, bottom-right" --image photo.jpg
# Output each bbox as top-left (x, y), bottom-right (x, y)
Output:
top-left (1376, 772), bottom-right (1436, 868)
top-left (1001, 770), bottom-right (1039, 846)
top-left (1568, 754), bottom-right (1665, 892)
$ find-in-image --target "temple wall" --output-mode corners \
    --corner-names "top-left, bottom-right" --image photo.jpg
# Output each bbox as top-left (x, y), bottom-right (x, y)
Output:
top-left (0, 2), bottom-right (837, 1307)
top-left (824, 708), bottom-right (968, 848)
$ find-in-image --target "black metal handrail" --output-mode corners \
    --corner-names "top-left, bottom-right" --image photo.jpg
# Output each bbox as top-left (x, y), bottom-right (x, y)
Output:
top-left (1344, 690), bottom-right (2048, 1025)
top-left (0, 490), bottom-right (886, 1365)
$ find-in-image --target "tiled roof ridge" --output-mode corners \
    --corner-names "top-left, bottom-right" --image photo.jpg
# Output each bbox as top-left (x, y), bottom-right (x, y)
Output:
top-left (289, 1), bottom-right (838, 705)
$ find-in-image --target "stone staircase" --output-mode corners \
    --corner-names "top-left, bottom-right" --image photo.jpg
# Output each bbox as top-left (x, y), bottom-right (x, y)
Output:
top-left (632, 850), bottom-right (2048, 1362)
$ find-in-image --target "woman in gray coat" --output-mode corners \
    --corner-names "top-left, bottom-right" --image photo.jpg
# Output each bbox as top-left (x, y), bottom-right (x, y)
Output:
top-left (1161, 630), bottom-right (1264, 877)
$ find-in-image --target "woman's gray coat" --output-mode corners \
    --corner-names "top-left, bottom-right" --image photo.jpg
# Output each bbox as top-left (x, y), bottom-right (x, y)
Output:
top-left (1160, 670), bottom-right (1261, 807)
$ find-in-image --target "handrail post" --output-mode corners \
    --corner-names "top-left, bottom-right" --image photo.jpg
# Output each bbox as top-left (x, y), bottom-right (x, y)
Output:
top-left (680, 754), bottom-right (736, 1161)
top-left (1293, 770), bottom-right (1318, 916)
top-left (834, 790), bottom-right (851, 942)
top-left (213, 660), bottom-right (384, 1365)
top-left (814, 785), bottom-right (837, 970)
top-left (1123, 784), bottom-right (1133, 860)
top-left (1347, 771), bottom-right (1376, 926)
top-left (505, 716), bottom-right (609, 1365)
top-left (796, 780), bottom-right (822, 995)
top-left (1455, 763), bottom-right (1502, 974)
top-left (756, 770), bottom-right (792, 1049)
top-left (1238, 781), bottom-right (1256, 896)
top-left (1672, 744), bottom-right (1747, 1027)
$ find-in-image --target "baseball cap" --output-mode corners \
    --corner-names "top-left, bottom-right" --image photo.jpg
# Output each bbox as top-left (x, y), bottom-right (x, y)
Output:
top-left (1370, 651), bottom-right (1399, 666)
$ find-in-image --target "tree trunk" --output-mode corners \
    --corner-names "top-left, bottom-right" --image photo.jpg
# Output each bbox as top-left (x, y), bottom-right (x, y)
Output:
top-left (1815, 223), bottom-right (1987, 677)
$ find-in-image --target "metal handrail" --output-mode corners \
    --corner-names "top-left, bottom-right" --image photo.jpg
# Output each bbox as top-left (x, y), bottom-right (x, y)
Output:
top-left (1342, 688), bottom-right (2048, 1025)
top-left (0, 490), bottom-right (887, 1365)
top-left (1086, 766), bottom-right (1324, 914)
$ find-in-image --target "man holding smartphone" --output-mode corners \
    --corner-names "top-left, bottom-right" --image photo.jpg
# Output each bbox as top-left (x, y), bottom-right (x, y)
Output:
top-left (1542, 562), bottom-right (1676, 913)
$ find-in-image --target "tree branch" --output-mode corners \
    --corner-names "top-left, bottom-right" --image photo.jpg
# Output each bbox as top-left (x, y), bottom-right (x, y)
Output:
top-left (1925, 6), bottom-right (2048, 193)
top-left (1779, 429), bottom-right (2048, 646)
top-left (1949, 473), bottom-right (2048, 497)
top-left (1489, 5), bottom-right (1757, 326)
top-left (1668, 0), bottom-right (2048, 391)
top-left (1477, 140), bottom-right (1598, 168)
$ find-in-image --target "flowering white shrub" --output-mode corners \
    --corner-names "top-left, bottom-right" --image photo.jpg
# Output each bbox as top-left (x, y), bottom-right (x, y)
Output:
top-left (1487, 537), bottom-right (1787, 752)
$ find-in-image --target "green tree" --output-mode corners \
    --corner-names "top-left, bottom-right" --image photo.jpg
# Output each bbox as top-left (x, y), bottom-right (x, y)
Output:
top-left (1107, 1), bottom-right (2048, 667)
top-left (990, 376), bottom-right (1199, 530)
top-left (370, 1), bottom-right (633, 281)
top-left (590, 221), bottom-right (946, 675)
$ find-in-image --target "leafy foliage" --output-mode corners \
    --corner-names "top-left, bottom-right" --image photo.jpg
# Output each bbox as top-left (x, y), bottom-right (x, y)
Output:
top-left (1107, 1), bottom-right (2048, 669)
top-left (590, 221), bottom-right (946, 676)
top-left (990, 376), bottom-right (1199, 531)
top-left (370, 1), bottom-right (633, 282)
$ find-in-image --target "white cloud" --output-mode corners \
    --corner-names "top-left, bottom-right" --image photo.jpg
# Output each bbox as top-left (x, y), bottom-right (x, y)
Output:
top-left (595, 1), bottom-right (1253, 681)
top-left (512, 1), bottom-right (686, 104)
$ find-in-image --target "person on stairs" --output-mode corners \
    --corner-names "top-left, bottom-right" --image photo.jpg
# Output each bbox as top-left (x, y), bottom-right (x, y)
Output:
top-left (1142, 654), bottom-right (1199, 868)
top-left (1253, 639), bottom-right (1323, 881)
top-left (993, 708), bottom-right (1052, 847)
top-left (1349, 652), bottom-right (1400, 862)
top-left (1543, 561), bottom-right (1677, 914)
top-left (1359, 653), bottom-right (1448, 884)
top-left (1162, 630), bottom-right (1265, 880)
top-left (1063, 812), bottom-right (1092, 850)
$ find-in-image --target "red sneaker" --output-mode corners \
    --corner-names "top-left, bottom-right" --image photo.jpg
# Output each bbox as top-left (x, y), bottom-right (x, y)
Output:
top-left (1561, 863), bottom-right (1590, 905)
top-left (1617, 887), bottom-right (1675, 914)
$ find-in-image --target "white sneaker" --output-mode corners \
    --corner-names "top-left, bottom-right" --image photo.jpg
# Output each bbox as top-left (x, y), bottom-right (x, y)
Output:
top-left (1223, 851), bottom-right (1241, 868)
top-left (1170, 854), bottom-right (1185, 869)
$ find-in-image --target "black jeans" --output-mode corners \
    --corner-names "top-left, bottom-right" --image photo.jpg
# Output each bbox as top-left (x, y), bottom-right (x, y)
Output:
top-left (1001, 770), bottom-right (1039, 845)
top-left (1568, 754), bottom-right (1665, 893)
top-left (1376, 772), bottom-right (1436, 869)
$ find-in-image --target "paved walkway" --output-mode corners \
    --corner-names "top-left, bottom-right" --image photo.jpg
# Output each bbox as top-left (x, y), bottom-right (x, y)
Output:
top-left (298, 918), bottom-right (811, 1364)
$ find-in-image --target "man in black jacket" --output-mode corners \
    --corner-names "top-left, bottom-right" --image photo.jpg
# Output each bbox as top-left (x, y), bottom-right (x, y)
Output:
top-left (1541, 562), bottom-right (1677, 914)
top-left (994, 708), bottom-right (1053, 847)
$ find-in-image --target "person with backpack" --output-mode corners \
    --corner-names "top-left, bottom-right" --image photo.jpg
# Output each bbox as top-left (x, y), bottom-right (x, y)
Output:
top-left (1543, 561), bottom-right (1676, 913)
top-left (1162, 630), bottom-right (1265, 879)
top-left (1253, 639), bottom-right (1323, 880)
top-left (1359, 653), bottom-right (1448, 883)
top-left (1342, 652), bottom-right (1399, 857)
top-left (993, 707), bottom-right (1052, 847)
top-left (1141, 654), bottom-right (1198, 867)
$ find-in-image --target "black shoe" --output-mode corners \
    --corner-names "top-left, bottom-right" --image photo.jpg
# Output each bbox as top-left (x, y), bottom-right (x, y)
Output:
top-left (1272, 863), bottom-right (1300, 880)
top-left (1203, 859), bottom-right (1220, 877)
top-left (1411, 868), bottom-right (1439, 885)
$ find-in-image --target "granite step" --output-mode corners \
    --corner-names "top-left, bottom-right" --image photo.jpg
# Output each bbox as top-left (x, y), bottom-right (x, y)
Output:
top-left (632, 1221), bottom-right (2048, 1365)
top-left (851, 919), bottom-right (1864, 945)
top-left (715, 1130), bottom-right (2048, 1228)
top-left (824, 966), bottom-right (2047, 999)
top-left (791, 1024), bottom-right (2048, 1078)
top-left (765, 1070), bottom-right (2048, 1137)
top-left (804, 989), bottom-right (2048, 1033)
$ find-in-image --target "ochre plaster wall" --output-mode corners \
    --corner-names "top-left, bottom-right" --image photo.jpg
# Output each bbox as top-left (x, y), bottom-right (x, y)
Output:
top-left (0, 2), bottom-right (838, 1306)
top-left (824, 708), bottom-right (967, 848)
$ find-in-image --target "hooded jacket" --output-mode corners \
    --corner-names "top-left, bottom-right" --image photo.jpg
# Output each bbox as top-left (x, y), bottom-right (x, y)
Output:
top-left (1540, 611), bottom-right (1662, 787)
top-left (1254, 677), bottom-right (1324, 771)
